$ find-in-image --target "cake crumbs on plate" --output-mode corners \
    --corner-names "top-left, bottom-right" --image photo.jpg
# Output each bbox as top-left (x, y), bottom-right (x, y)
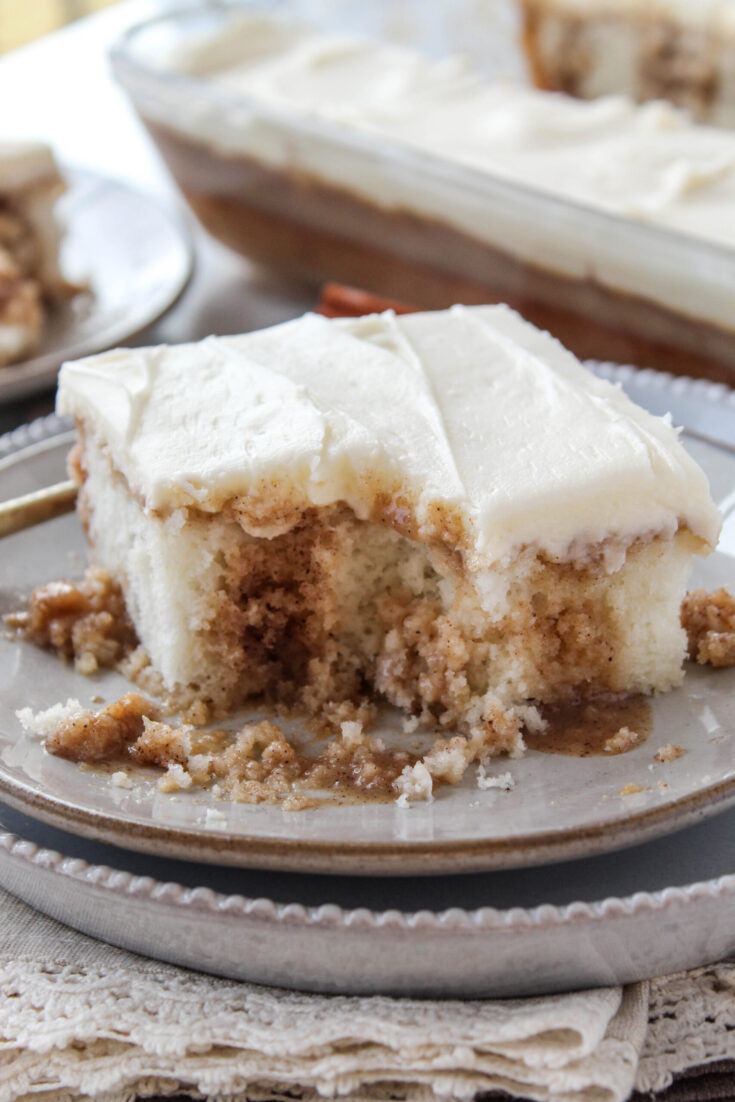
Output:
top-left (395, 761), bottom-right (433, 806)
top-left (157, 763), bottom-right (193, 793)
top-left (19, 676), bottom-right (541, 809)
top-left (655, 743), bottom-right (687, 763)
top-left (681, 588), bottom-right (735, 668)
top-left (110, 770), bottom-right (133, 789)
top-left (604, 726), bottom-right (641, 754)
top-left (619, 783), bottom-right (648, 796)
top-left (476, 763), bottom-right (515, 791)
top-left (16, 698), bottom-right (86, 738)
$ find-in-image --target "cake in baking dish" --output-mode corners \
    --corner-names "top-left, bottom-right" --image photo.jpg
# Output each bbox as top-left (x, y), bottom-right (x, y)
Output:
top-left (54, 304), bottom-right (721, 757)
top-left (120, 10), bottom-right (735, 381)
top-left (0, 141), bottom-right (71, 367)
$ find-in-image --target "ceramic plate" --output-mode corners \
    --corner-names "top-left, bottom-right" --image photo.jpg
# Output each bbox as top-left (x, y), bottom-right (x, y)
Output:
top-left (0, 801), bottom-right (733, 995)
top-left (0, 169), bottom-right (193, 404)
top-left (0, 382), bottom-right (734, 875)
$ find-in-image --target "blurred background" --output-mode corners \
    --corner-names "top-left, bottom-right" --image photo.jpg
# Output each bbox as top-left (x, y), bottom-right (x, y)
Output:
top-left (0, 0), bottom-right (119, 52)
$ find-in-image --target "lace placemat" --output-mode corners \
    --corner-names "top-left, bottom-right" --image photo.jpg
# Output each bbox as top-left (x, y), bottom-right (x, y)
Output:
top-left (1, 886), bottom-right (733, 1102)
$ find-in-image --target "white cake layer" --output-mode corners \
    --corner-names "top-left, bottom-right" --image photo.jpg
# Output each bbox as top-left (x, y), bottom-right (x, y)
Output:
top-left (80, 434), bottom-right (694, 707)
top-left (57, 305), bottom-right (721, 569)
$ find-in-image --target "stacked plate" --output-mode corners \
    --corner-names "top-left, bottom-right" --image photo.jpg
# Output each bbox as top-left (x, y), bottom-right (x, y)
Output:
top-left (0, 371), bottom-right (734, 997)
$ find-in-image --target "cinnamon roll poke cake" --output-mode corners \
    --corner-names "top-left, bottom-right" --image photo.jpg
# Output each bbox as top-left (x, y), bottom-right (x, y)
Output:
top-left (28, 304), bottom-right (718, 801)
top-left (0, 141), bottom-right (73, 367)
top-left (113, 7), bottom-right (735, 381)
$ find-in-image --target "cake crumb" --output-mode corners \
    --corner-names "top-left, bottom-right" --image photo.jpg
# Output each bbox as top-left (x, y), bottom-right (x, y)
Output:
top-left (282, 793), bottom-right (318, 812)
top-left (658, 780), bottom-right (670, 791)
top-left (339, 719), bottom-right (365, 748)
top-left (180, 699), bottom-right (210, 726)
top-left (16, 699), bottom-right (85, 738)
top-left (655, 743), bottom-right (686, 763)
top-left (619, 783), bottom-right (647, 796)
top-left (681, 588), bottom-right (735, 667)
top-left (477, 763), bottom-right (515, 791)
top-left (395, 761), bottom-right (433, 806)
top-left (75, 651), bottom-right (98, 676)
top-left (42, 693), bottom-right (159, 763)
top-left (157, 763), bottom-right (193, 793)
top-left (110, 770), bottom-right (132, 789)
top-left (8, 568), bottom-right (136, 670)
top-left (205, 807), bottom-right (227, 826)
top-left (604, 726), bottom-right (641, 754)
top-left (423, 737), bottom-right (471, 785)
top-left (402, 715), bottom-right (420, 735)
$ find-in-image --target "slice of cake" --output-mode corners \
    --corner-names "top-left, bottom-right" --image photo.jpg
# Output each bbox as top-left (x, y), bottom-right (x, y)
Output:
top-left (520, 0), bottom-right (735, 128)
top-left (0, 141), bottom-right (71, 367)
top-left (53, 304), bottom-right (720, 759)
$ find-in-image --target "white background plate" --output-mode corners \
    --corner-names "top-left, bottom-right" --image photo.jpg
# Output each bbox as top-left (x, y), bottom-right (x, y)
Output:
top-left (0, 169), bottom-right (193, 404)
top-left (0, 378), bottom-right (734, 876)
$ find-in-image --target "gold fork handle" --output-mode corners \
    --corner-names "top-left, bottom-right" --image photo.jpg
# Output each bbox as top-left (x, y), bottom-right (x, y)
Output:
top-left (0, 480), bottom-right (78, 539)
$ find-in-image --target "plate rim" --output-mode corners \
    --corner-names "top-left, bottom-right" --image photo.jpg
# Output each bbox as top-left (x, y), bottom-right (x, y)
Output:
top-left (0, 168), bottom-right (194, 404)
top-left (0, 764), bottom-right (734, 875)
top-left (1, 379), bottom-right (734, 875)
top-left (1, 824), bottom-right (734, 929)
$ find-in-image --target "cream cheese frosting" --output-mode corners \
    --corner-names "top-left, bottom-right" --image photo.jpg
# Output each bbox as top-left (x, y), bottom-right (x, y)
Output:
top-left (169, 16), bottom-right (735, 244)
top-left (57, 305), bottom-right (721, 566)
top-left (130, 13), bottom-right (735, 332)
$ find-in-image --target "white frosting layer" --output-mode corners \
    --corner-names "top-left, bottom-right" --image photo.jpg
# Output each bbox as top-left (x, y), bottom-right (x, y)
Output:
top-left (141, 15), bottom-right (735, 331)
top-left (0, 141), bottom-right (59, 194)
top-left (57, 305), bottom-right (720, 566)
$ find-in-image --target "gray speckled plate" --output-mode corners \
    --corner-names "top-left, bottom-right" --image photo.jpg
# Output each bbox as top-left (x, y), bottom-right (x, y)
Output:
top-left (0, 375), bottom-right (734, 876)
top-left (0, 170), bottom-right (193, 404)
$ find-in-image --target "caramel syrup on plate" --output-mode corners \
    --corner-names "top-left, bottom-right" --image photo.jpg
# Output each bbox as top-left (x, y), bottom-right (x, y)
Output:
top-left (526, 696), bottom-right (653, 757)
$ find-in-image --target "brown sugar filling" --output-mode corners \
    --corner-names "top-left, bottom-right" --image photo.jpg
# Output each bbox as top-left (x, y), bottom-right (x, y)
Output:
top-left (681, 588), bottom-right (735, 668)
top-left (14, 568), bottom-right (731, 807)
top-left (40, 695), bottom-right (422, 808)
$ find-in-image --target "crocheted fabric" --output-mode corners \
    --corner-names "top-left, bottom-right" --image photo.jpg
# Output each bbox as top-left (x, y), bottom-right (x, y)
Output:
top-left (0, 889), bottom-right (733, 1102)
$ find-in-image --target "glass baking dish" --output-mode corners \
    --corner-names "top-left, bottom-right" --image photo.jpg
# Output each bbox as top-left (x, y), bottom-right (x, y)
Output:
top-left (111, 0), bottom-right (735, 383)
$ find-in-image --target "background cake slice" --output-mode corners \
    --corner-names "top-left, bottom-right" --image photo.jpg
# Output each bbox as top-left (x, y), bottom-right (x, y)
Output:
top-left (520, 0), bottom-right (735, 128)
top-left (55, 304), bottom-right (720, 755)
top-left (0, 140), bottom-right (72, 367)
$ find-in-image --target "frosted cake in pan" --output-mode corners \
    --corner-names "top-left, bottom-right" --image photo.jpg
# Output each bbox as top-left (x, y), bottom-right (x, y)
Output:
top-left (113, 8), bottom-right (735, 381)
